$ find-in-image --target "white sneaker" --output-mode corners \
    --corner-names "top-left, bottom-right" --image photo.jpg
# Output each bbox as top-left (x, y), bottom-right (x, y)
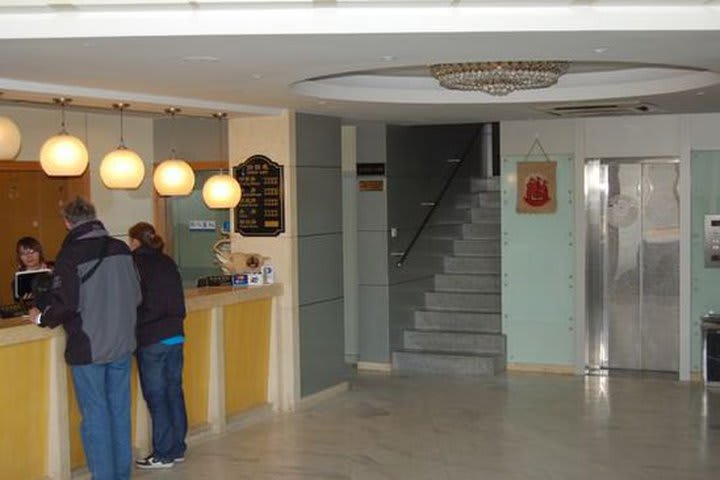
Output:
top-left (135, 455), bottom-right (175, 469)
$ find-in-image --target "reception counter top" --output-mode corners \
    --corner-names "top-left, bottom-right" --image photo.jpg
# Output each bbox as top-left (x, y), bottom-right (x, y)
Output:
top-left (0, 282), bottom-right (284, 480)
top-left (0, 283), bottom-right (282, 347)
top-left (185, 283), bottom-right (282, 312)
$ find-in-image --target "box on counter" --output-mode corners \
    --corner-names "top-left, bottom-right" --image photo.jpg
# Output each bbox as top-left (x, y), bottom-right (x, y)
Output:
top-left (263, 265), bottom-right (275, 284)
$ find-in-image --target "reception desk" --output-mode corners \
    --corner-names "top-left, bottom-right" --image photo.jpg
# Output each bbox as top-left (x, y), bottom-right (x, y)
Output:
top-left (0, 283), bottom-right (282, 480)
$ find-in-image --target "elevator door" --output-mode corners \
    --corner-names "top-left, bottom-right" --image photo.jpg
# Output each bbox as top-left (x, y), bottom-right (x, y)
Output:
top-left (586, 158), bottom-right (679, 372)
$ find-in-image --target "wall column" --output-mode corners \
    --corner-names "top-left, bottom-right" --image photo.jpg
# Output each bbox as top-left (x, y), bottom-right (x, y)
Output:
top-left (229, 111), bottom-right (300, 411)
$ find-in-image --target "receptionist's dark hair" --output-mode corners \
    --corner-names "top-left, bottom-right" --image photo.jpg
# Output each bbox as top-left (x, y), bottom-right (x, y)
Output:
top-left (16, 236), bottom-right (46, 270)
top-left (128, 222), bottom-right (165, 251)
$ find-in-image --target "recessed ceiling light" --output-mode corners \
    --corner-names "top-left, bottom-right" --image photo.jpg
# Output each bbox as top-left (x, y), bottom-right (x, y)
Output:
top-left (251, 73), bottom-right (264, 79)
top-left (182, 56), bottom-right (220, 63)
top-left (696, 91), bottom-right (706, 96)
top-left (593, 47), bottom-right (609, 54)
top-left (382, 55), bottom-right (396, 62)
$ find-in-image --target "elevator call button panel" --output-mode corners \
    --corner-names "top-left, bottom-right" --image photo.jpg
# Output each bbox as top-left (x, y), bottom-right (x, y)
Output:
top-left (704, 215), bottom-right (720, 267)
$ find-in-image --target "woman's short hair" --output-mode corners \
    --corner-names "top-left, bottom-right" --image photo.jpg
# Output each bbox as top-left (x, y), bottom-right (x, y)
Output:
top-left (63, 196), bottom-right (96, 227)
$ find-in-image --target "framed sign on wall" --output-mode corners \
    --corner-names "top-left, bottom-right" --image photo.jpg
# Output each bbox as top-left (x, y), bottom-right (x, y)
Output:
top-left (233, 154), bottom-right (285, 237)
top-left (516, 161), bottom-right (557, 214)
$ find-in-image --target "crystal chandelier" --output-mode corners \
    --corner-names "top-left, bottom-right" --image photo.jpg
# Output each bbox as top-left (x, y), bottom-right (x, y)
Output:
top-left (430, 61), bottom-right (570, 96)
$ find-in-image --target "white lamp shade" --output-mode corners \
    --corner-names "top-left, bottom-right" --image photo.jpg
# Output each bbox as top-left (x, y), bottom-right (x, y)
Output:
top-left (40, 133), bottom-right (89, 176)
top-left (100, 146), bottom-right (145, 189)
top-left (202, 174), bottom-right (242, 208)
top-left (0, 116), bottom-right (22, 160)
top-left (153, 158), bottom-right (195, 195)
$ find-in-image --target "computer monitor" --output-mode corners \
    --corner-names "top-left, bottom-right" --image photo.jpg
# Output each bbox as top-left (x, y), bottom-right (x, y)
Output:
top-left (14, 269), bottom-right (52, 300)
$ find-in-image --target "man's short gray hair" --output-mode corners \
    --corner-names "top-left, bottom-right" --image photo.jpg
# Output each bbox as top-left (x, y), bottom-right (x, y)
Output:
top-left (63, 196), bottom-right (97, 227)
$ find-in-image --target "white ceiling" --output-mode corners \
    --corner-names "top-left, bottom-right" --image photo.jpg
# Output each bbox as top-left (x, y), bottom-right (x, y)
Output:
top-left (1, 1), bottom-right (720, 123)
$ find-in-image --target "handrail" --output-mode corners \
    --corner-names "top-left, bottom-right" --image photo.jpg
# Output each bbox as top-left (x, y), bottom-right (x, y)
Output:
top-left (396, 128), bottom-right (482, 268)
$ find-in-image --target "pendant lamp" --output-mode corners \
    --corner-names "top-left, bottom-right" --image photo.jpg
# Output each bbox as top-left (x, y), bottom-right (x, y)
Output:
top-left (100, 103), bottom-right (145, 189)
top-left (40, 98), bottom-right (89, 176)
top-left (0, 115), bottom-right (22, 160)
top-left (153, 107), bottom-right (195, 196)
top-left (202, 173), bottom-right (242, 209)
top-left (202, 112), bottom-right (242, 208)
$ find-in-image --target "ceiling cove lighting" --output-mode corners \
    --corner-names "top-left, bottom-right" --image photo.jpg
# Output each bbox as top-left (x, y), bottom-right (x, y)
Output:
top-left (39, 98), bottom-right (89, 176)
top-left (0, 115), bottom-right (22, 160)
top-left (153, 107), bottom-right (195, 196)
top-left (100, 103), bottom-right (145, 189)
top-left (430, 61), bottom-right (570, 96)
top-left (202, 112), bottom-right (242, 209)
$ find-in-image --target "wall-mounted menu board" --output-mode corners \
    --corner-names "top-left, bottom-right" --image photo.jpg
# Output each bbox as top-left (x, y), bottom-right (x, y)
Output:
top-left (233, 155), bottom-right (285, 237)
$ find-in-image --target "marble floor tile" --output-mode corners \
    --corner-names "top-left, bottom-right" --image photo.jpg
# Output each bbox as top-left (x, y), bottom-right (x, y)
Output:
top-left (134, 373), bottom-right (720, 480)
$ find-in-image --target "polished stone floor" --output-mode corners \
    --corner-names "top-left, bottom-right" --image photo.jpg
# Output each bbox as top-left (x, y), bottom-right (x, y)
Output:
top-left (134, 372), bottom-right (720, 479)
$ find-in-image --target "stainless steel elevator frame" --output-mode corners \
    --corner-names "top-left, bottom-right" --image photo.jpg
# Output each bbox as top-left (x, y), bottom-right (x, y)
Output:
top-left (585, 157), bottom-right (680, 373)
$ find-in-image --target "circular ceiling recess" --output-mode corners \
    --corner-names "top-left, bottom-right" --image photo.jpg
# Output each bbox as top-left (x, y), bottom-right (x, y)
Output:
top-left (291, 61), bottom-right (720, 104)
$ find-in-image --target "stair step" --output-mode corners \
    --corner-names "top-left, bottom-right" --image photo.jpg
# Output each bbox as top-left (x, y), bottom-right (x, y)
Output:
top-left (393, 350), bottom-right (506, 376)
top-left (471, 177), bottom-right (501, 192)
top-left (404, 330), bottom-right (505, 355)
top-left (453, 239), bottom-right (500, 256)
top-left (415, 310), bottom-right (501, 333)
top-left (454, 192), bottom-right (501, 209)
top-left (475, 191), bottom-right (501, 208)
top-left (471, 207), bottom-right (500, 223)
top-left (432, 207), bottom-right (471, 224)
top-left (425, 291), bottom-right (501, 311)
top-left (435, 273), bottom-right (500, 292)
top-left (444, 256), bottom-right (500, 274)
top-left (462, 223), bottom-right (500, 239)
top-left (423, 224), bottom-right (464, 238)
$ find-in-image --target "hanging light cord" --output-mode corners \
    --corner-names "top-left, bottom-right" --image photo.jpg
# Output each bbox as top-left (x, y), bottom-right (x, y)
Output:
top-left (214, 112), bottom-right (227, 175)
top-left (119, 106), bottom-right (125, 147)
top-left (54, 97), bottom-right (71, 134)
top-left (60, 101), bottom-right (67, 134)
top-left (165, 107), bottom-right (180, 158)
top-left (171, 110), bottom-right (177, 157)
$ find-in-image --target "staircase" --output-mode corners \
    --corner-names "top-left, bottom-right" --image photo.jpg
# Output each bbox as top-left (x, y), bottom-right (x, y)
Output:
top-left (392, 177), bottom-right (505, 376)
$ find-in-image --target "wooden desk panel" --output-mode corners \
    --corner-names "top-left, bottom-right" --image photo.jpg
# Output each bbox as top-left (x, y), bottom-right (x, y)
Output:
top-left (183, 309), bottom-right (211, 427)
top-left (0, 339), bottom-right (50, 478)
top-left (223, 299), bottom-right (272, 416)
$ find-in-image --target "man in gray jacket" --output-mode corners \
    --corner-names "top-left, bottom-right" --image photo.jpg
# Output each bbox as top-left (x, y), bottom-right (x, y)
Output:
top-left (30, 197), bottom-right (141, 480)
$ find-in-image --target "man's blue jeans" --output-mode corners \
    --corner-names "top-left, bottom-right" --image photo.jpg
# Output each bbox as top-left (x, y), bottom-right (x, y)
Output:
top-left (137, 342), bottom-right (188, 461)
top-left (71, 353), bottom-right (132, 480)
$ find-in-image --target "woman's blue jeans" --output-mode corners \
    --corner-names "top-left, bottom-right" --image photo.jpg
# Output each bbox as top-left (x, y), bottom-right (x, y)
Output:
top-left (71, 353), bottom-right (132, 480)
top-left (136, 342), bottom-right (188, 461)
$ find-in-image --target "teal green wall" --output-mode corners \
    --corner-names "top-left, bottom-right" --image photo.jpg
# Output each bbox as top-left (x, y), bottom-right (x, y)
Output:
top-left (153, 116), bottom-right (229, 286)
top-left (170, 169), bottom-right (230, 285)
top-left (690, 151), bottom-right (720, 371)
top-left (501, 155), bottom-right (576, 365)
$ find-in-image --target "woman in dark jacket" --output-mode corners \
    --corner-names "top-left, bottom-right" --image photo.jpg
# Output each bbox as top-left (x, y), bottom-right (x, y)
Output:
top-left (128, 222), bottom-right (187, 469)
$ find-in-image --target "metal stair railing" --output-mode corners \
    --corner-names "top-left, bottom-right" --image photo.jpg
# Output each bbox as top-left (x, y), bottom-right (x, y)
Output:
top-left (395, 128), bottom-right (483, 268)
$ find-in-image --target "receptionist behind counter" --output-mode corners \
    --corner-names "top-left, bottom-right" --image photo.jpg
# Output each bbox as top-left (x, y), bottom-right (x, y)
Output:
top-left (14, 236), bottom-right (53, 301)
top-left (16, 237), bottom-right (52, 272)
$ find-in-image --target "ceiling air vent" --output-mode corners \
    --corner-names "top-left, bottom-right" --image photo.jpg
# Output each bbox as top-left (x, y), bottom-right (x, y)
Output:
top-left (536, 102), bottom-right (661, 118)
